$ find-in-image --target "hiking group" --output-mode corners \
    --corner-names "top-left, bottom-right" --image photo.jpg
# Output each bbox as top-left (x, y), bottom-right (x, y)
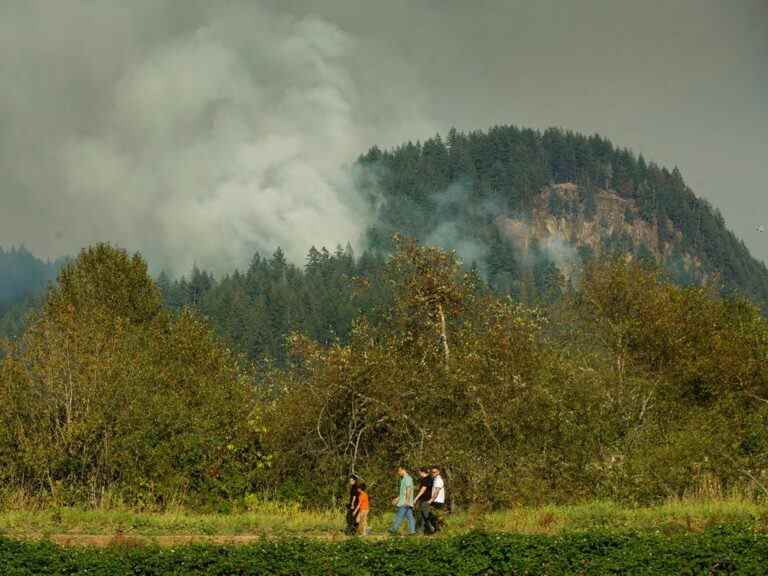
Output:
top-left (346, 465), bottom-right (447, 536)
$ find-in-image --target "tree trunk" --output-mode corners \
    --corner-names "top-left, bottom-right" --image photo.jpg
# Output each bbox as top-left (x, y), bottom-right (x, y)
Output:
top-left (437, 303), bottom-right (450, 369)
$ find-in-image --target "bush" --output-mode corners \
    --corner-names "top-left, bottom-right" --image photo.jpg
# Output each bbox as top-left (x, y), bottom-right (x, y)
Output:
top-left (265, 248), bottom-right (768, 508)
top-left (2, 529), bottom-right (768, 575)
top-left (0, 245), bottom-right (266, 507)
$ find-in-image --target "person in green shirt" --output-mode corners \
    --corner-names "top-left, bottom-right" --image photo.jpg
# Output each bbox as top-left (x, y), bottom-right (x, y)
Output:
top-left (388, 465), bottom-right (416, 535)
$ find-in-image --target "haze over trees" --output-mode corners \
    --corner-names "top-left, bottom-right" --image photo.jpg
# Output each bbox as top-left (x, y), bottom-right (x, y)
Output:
top-left (0, 247), bottom-right (63, 340)
top-left (3, 125), bottom-right (767, 353)
top-left (136, 126), bottom-right (768, 369)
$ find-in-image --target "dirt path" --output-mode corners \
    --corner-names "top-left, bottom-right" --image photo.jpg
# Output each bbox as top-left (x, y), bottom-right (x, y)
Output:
top-left (7, 531), bottom-right (392, 548)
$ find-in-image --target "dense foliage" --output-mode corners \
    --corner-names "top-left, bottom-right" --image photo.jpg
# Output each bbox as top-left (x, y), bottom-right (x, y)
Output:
top-left (263, 240), bottom-right (768, 508)
top-left (0, 245), bottom-right (265, 507)
top-left (3, 529), bottom-right (768, 575)
top-left (2, 241), bottom-right (768, 510)
top-left (158, 246), bottom-right (389, 367)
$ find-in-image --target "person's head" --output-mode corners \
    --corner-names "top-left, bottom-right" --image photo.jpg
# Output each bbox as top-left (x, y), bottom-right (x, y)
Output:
top-left (431, 466), bottom-right (441, 477)
top-left (419, 467), bottom-right (430, 478)
top-left (357, 482), bottom-right (367, 493)
top-left (397, 465), bottom-right (408, 477)
top-left (349, 475), bottom-right (358, 486)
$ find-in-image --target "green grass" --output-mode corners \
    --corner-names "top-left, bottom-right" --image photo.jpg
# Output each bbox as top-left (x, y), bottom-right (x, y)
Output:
top-left (1, 498), bottom-right (767, 543)
top-left (473, 499), bottom-right (768, 534)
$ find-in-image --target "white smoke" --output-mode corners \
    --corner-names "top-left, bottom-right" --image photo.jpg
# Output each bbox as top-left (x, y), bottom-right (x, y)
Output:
top-left (422, 182), bottom-right (508, 274)
top-left (0, 1), bottom-right (434, 274)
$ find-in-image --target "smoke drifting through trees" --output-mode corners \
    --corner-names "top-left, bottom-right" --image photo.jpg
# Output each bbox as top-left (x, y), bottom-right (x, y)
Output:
top-left (0, 1), bottom-right (432, 274)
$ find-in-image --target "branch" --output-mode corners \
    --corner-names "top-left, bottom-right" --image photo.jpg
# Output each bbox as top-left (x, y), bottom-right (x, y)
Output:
top-left (352, 390), bottom-right (428, 439)
top-left (437, 303), bottom-right (450, 370)
top-left (745, 392), bottom-right (768, 405)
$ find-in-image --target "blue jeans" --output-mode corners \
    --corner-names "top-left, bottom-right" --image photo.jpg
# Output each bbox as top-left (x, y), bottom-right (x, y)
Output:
top-left (389, 505), bottom-right (416, 534)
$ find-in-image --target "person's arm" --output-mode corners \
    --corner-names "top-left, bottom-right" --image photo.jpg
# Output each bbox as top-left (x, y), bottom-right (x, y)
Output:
top-left (430, 482), bottom-right (442, 503)
top-left (393, 478), bottom-right (403, 506)
top-left (414, 485), bottom-right (426, 504)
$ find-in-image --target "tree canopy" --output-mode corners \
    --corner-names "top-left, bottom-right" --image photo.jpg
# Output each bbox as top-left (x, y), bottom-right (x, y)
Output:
top-left (0, 245), bottom-right (265, 506)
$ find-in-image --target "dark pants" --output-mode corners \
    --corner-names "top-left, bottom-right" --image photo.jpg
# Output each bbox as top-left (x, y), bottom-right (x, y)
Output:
top-left (416, 501), bottom-right (435, 534)
top-left (345, 508), bottom-right (358, 534)
top-left (431, 503), bottom-right (445, 532)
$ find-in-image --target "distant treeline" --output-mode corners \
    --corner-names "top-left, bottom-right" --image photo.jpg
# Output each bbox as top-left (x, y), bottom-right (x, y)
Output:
top-left (0, 247), bottom-right (63, 340)
top-left (157, 246), bottom-right (389, 367)
top-left (0, 246), bottom-right (61, 307)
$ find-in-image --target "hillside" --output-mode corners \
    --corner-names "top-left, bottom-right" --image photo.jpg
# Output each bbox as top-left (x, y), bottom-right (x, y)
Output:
top-left (499, 183), bottom-right (703, 282)
top-left (122, 126), bottom-right (768, 365)
top-left (360, 125), bottom-right (768, 308)
top-left (0, 246), bottom-right (60, 308)
top-left (0, 247), bottom-right (63, 339)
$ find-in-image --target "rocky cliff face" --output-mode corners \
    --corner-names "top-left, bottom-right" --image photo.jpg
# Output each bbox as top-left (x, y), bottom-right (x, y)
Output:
top-left (497, 183), bottom-right (703, 279)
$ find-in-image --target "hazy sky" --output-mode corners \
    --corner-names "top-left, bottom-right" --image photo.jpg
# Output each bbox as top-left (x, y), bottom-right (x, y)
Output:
top-left (1, 0), bottom-right (766, 271)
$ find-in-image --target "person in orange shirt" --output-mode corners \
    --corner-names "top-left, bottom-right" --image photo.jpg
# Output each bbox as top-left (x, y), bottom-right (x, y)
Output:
top-left (354, 483), bottom-right (370, 536)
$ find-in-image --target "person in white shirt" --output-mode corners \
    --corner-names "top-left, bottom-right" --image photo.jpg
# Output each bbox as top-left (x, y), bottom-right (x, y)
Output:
top-left (429, 466), bottom-right (446, 531)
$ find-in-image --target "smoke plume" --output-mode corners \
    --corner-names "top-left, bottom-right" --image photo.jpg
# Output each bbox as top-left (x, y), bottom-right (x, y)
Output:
top-left (0, 1), bottom-right (433, 273)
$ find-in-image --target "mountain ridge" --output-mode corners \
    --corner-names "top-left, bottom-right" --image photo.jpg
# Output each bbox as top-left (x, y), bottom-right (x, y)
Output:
top-left (361, 125), bottom-right (768, 308)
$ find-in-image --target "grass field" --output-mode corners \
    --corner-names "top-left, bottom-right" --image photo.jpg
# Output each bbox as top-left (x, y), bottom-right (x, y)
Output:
top-left (1, 498), bottom-right (766, 547)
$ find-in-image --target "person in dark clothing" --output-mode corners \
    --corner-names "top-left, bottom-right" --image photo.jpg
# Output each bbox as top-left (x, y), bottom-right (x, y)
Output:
top-left (413, 467), bottom-right (435, 534)
top-left (345, 475), bottom-right (359, 535)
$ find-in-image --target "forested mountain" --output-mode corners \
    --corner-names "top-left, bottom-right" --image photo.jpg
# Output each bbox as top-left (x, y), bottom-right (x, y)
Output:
top-left (154, 126), bottom-right (768, 365)
top-left (0, 247), bottom-right (63, 339)
top-left (0, 246), bottom-right (60, 307)
top-left (359, 125), bottom-right (768, 306)
top-left (2, 126), bottom-right (766, 359)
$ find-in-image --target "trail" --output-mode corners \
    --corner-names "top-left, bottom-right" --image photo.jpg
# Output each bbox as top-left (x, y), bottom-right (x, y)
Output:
top-left (6, 531), bottom-right (395, 548)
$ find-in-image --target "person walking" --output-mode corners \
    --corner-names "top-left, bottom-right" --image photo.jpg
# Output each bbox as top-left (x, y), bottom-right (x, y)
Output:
top-left (413, 467), bottom-right (435, 534)
top-left (429, 466), bottom-right (446, 532)
top-left (354, 483), bottom-right (370, 536)
top-left (388, 465), bottom-right (416, 535)
top-left (345, 475), bottom-right (359, 535)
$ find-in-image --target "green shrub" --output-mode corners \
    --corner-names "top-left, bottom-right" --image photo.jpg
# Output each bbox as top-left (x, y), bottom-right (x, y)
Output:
top-left (0, 245), bottom-right (267, 508)
top-left (2, 529), bottom-right (768, 575)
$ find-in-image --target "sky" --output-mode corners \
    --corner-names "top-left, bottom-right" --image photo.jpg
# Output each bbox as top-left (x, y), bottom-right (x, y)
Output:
top-left (1, 0), bottom-right (766, 272)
